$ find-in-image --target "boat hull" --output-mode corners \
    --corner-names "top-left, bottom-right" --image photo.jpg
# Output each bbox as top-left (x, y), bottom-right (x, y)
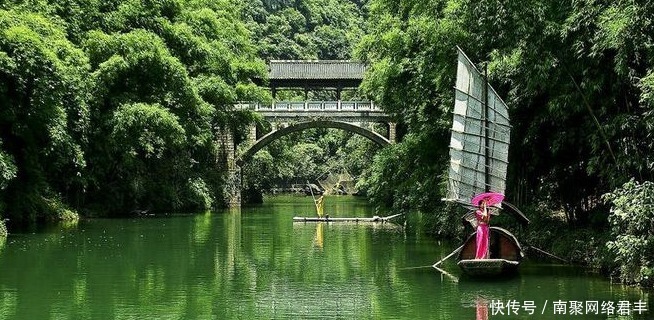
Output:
top-left (457, 258), bottom-right (519, 277)
top-left (293, 216), bottom-right (383, 222)
top-left (456, 227), bottom-right (524, 276)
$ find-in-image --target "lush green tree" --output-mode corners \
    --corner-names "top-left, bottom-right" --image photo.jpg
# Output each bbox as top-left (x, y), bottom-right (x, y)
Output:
top-left (481, 0), bottom-right (654, 224)
top-left (358, 0), bottom-right (654, 226)
top-left (312, 25), bottom-right (350, 59)
top-left (107, 102), bottom-right (190, 210)
top-left (77, 0), bottom-right (266, 214)
top-left (354, 0), bottom-right (464, 219)
top-left (0, 141), bottom-right (17, 192)
top-left (603, 179), bottom-right (654, 286)
top-left (82, 29), bottom-right (217, 214)
top-left (0, 9), bottom-right (89, 222)
top-left (0, 0), bottom-right (268, 222)
top-left (241, 0), bottom-right (365, 60)
top-left (358, 129), bottom-right (446, 211)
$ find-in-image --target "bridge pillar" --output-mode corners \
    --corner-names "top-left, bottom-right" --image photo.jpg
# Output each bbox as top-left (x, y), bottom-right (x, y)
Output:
top-left (217, 127), bottom-right (241, 207)
top-left (248, 124), bottom-right (257, 143)
top-left (389, 122), bottom-right (397, 143)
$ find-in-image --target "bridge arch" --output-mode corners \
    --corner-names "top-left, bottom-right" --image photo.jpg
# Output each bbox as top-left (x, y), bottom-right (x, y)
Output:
top-left (237, 120), bottom-right (390, 165)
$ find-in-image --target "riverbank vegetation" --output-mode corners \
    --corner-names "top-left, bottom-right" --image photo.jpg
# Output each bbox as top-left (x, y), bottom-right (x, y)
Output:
top-left (1, 0), bottom-right (653, 287)
top-left (0, 0), bottom-right (372, 224)
top-left (0, 0), bottom-right (267, 225)
top-left (357, 0), bottom-right (654, 286)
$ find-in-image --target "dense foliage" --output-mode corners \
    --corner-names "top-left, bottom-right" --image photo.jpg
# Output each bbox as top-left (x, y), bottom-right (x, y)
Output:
top-left (241, 128), bottom-right (380, 202)
top-left (241, 0), bottom-right (366, 60)
top-left (2, 0), bottom-right (654, 288)
top-left (0, 9), bottom-right (90, 223)
top-left (0, 0), bottom-right (375, 223)
top-left (604, 179), bottom-right (654, 286)
top-left (358, 0), bottom-right (653, 216)
top-left (0, 0), bottom-right (266, 223)
top-left (237, 0), bottom-right (379, 200)
top-left (357, 0), bottom-right (654, 283)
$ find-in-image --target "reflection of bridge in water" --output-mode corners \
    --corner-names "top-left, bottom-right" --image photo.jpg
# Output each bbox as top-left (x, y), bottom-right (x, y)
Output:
top-left (218, 61), bottom-right (396, 207)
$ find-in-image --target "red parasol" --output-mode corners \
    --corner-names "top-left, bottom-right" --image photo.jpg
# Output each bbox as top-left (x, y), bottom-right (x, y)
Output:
top-left (471, 192), bottom-right (505, 206)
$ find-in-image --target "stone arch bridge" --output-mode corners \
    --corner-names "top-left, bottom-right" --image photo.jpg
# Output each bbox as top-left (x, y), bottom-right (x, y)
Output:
top-left (218, 61), bottom-right (396, 206)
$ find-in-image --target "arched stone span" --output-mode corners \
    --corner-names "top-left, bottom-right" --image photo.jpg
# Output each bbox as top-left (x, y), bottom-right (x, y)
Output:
top-left (238, 120), bottom-right (390, 165)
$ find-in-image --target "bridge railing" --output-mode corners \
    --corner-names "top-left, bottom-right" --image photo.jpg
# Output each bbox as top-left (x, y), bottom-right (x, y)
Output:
top-left (235, 101), bottom-right (380, 111)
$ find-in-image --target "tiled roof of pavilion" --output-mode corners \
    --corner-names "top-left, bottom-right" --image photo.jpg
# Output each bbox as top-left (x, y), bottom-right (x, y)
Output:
top-left (269, 60), bottom-right (366, 80)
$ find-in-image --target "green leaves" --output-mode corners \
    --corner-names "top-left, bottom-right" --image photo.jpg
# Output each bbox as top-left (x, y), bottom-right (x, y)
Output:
top-left (80, 3), bottom-right (262, 213)
top-left (111, 103), bottom-right (186, 159)
top-left (87, 30), bottom-right (203, 113)
top-left (363, 129), bottom-right (447, 211)
top-left (640, 71), bottom-right (654, 108)
top-left (0, 141), bottom-right (16, 190)
top-left (604, 179), bottom-right (654, 286)
top-left (0, 1), bottom-right (268, 220)
top-left (0, 9), bottom-right (90, 221)
top-left (242, 0), bottom-right (365, 60)
top-left (358, 0), bottom-right (654, 226)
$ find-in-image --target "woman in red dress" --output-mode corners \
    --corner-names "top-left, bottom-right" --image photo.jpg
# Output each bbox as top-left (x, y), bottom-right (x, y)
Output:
top-left (475, 199), bottom-right (490, 259)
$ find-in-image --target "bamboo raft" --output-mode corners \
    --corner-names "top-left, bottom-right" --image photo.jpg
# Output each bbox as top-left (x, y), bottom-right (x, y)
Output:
top-left (292, 213), bottom-right (403, 223)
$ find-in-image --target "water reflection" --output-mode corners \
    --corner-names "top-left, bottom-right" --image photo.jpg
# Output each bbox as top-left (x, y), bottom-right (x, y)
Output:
top-left (313, 223), bottom-right (324, 250)
top-left (0, 196), bottom-right (650, 319)
top-left (475, 297), bottom-right (489, 320)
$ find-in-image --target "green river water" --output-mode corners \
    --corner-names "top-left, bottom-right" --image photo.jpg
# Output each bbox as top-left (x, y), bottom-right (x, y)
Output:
top-left (0, 196), bottom-right (651, 319)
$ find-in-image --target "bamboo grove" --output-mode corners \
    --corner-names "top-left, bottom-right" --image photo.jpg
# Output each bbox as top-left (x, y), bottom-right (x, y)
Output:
top-left (357, 0), bottom-right (654, 286)
top-left (1, 0), bottom-right (654, 286)
top-left (0, 0), bottom-right (270, 222)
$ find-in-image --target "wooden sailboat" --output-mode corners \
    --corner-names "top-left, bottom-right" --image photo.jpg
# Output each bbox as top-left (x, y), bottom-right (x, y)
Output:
top-left (445, 47), bottom-right (527, 276)
top-left (457, 227), bottom-right (523, 276)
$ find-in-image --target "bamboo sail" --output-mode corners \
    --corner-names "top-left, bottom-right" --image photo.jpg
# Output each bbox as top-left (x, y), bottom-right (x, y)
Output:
top-left (445, 47), bottom-right (511, 205)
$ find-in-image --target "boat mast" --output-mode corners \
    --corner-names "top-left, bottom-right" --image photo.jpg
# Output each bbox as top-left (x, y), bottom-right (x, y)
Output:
top-left (483, 63), bottom-right (490, 193)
